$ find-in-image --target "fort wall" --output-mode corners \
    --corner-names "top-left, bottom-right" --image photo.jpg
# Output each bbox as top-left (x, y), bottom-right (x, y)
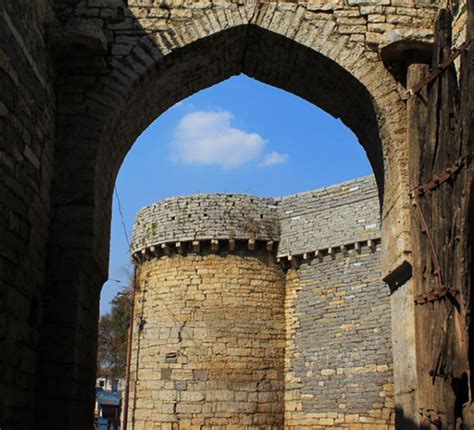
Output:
top-left (130, 176), bottom-right (393, 429)
top-left (276, 176), bottom-right (380, 256)
top-left (130, 253), bottom-right (285, 429)
top-left (285, 249), bottom-right (393, 429)
top-left (0, 1), bottom-right (471, 428)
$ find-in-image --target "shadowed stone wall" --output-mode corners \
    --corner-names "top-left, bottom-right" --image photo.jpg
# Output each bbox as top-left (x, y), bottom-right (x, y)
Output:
top-left (129, 176), bottom-right (393, 429)
top-left (0, 1), bottom-right (55, 429)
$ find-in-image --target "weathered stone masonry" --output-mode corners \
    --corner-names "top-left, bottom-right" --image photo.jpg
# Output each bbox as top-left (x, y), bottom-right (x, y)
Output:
top-left (129, 176), bottom-right (393, 429)
top-left (0, 2), bottom-right (55, 428)
top-left (1, 1), bottom-right (472, 429)
top-left (130, 254), bottom-right (286, 430)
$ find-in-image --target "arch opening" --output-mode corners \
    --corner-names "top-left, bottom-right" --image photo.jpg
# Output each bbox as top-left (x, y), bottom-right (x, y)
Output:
top-left (96, 26), bottom-right (385, 206)
top-left (102, 82), bottom-right (388, 425)
top-left (40, 20), bottom-right (395, 430)
top-left (95, 30), bottom-right (389, 426)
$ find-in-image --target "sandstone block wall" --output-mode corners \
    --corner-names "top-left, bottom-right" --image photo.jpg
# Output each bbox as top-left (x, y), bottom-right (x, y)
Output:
top-left (130, 253), bottom-right (285, 430)
top-left (130, 176), bottom-right (393, 429)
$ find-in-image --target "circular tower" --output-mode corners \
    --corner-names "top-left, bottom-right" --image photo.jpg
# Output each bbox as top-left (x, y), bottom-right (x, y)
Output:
top-left (128, 194), bottom-right (284, 429)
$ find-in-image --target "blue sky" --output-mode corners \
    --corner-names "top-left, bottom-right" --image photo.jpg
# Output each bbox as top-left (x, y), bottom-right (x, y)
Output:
top-left (100, 75), bottom-right (372, 314)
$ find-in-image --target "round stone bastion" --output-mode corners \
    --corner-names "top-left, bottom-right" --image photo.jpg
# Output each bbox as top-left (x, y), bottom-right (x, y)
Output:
top-left (129, 194), bottom-right (285, 429)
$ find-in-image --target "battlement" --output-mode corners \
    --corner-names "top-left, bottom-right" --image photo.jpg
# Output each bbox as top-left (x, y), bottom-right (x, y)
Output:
top-left (131, 193), bottom-right (279, 255)
top-left (131, 175), bottom-right (381, 264)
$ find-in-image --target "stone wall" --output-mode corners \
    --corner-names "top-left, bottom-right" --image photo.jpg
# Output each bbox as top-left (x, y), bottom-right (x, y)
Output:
top-left (132, 194), bottom-right (279, 254)
top-left (452, 0), bottom-right (468, 50)
top-left (276, 176), bottom-right (380, 256)
top-left (130, 176), bottom-right (393, 429)
top-left (131, 176), bottom-right (379, 258)
top-left (0, 1), bottom-right (55, 429)
top-left (285, 247), bottom-right (393, 429)
top-left (130, 253), bottom-right (285, 429)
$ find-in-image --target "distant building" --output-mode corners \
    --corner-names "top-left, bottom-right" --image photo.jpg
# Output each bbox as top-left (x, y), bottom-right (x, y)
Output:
top-left (96, 374), bottom-right (124, 393)
top-left (95, 377), bottom-right (123, 430)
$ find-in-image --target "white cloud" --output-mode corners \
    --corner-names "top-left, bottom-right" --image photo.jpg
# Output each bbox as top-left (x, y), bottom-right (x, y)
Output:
top-left (259, 151), bottom-right (289, 167)
top-left (169, 110), bottom-right (266, 168)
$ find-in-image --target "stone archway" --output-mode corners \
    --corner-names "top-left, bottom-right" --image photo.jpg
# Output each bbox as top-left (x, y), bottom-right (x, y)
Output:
top-left (38, 2), bottom-right (440, 429)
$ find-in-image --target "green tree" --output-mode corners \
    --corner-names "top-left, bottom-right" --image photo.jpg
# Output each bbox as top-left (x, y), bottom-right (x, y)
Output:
top-left (97, 284), bottom-right (133, 379)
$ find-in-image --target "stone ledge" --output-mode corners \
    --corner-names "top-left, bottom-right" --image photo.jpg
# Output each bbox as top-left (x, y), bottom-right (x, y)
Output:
top-left (132, 237), bottom-right (382, 267)
top-left (277, 237), bottom-right (382, 270)
top-left (132, 238), bottom-right (279, 264)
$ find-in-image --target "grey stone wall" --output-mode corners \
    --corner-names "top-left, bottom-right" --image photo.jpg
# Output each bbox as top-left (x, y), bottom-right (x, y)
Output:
top-left (132, 194), bottom-right (279, 254)
top-left (277, 176), bottom-right (380, 256)
top-left (285, 248), bottom-right (394, 428)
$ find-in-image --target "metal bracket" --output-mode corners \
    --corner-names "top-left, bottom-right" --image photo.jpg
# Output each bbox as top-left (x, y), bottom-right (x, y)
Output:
top-left (409, 158), bottom-right (464, 198)
top-left (409, 157), bottom-right (466, 292)
top-left (409, 42), bottom-right (468, 96)
top-left (414, 287), bottom-right (459, 305)
top-left (383, 260), bottom-right (412, 293)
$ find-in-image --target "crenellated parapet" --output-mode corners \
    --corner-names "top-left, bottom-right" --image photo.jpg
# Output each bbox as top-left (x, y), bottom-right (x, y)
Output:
top-left (131, 193), bottom-right (280, 261)
top-left (131, 175), bottom-right (381, 267)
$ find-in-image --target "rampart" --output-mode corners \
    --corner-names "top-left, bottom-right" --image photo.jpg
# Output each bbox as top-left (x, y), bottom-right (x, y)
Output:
top-left (129, 175), bottom-right (393, 429)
